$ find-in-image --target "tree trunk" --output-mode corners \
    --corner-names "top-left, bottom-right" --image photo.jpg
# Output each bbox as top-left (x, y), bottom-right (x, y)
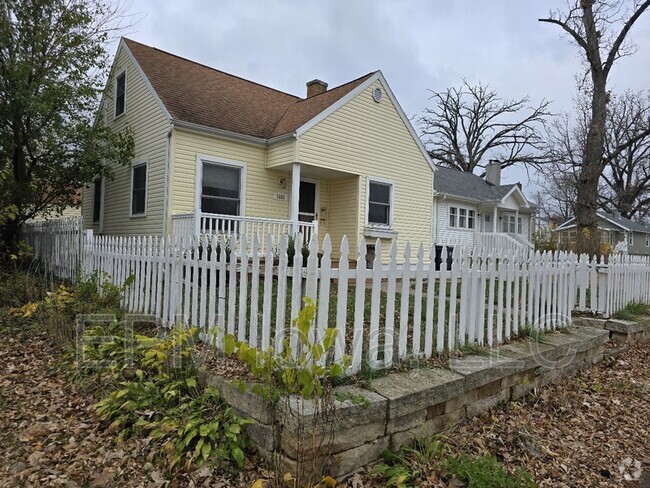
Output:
top-left (2, 217), bottom-right (20, 254)
top-left (575, 73), bottom-right (608, 256)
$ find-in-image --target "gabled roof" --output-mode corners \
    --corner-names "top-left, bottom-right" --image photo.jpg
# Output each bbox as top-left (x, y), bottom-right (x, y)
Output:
top-left (433, 165), bottom-right (528, 205)
top-left (122, 38), bottom-right (376, 140)
top-left (556, 210), bottom-right (650, 234)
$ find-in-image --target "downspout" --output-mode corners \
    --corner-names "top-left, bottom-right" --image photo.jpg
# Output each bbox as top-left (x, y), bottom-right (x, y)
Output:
top-left (161, 121), bottom-right (174, 236)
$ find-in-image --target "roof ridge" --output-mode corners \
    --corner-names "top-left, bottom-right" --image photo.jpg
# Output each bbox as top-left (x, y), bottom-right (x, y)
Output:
top-left (123, 37), bottom-right (301, 101)
top-left (290, 71), bottom-right (378, 105)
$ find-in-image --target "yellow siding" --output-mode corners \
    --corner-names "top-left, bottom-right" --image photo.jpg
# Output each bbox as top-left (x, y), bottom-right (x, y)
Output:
top-left (267, 138), bottom-right (295, 168)
top-left (297, 80), bottom-right (434, 254)
top-left (172, 129), bottom-right (291, 220)
top-left (81, 44), bottom-right (169, 235)
top-left (326, 177), bottom-right (359, 256)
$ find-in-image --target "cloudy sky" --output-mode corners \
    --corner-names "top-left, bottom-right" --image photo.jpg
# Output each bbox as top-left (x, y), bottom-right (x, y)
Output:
top-left (120, 0), bottom-right (650, 193)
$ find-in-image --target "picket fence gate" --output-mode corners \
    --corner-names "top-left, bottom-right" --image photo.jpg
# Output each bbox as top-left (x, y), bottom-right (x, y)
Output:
top-left (77, 232), bottom-right (650, 373)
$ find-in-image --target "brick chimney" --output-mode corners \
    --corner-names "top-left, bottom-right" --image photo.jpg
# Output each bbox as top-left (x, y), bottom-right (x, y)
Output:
top-left (485, 160), bottom-right (501, 186)
top-left (306, 79), bottom-right (328, 98)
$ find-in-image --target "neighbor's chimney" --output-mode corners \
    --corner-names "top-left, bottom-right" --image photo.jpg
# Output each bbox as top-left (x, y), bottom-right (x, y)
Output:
top-left (306, 79), bottom-right (328, 98)
top-left (485, 160), bottom-right (501, 186)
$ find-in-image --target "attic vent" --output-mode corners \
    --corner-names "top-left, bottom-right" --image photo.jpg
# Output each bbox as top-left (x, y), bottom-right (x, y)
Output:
top-left (372, 87), bottom-right (383, 103)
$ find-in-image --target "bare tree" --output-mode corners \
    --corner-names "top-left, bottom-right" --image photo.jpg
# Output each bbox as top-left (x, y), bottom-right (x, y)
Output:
top-left (539, 0), bottom-right (650, 253)
top-left (543, 91), bottom-right (650, 225)
top-left (419, 80), bottom-right (551, 174)
top-left (535, 164), bottom-right (579, 224)
top-left (600, 91), bottom-right (650, 221)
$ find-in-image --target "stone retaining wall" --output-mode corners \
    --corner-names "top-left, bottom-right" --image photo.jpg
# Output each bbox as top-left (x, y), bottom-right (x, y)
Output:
top-left (573, 316), bottom-right (650, 344)
top-left (201, 321), bottom-right (649, 479)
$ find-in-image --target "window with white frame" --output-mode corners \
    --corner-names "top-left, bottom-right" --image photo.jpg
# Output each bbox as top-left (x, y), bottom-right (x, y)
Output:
top-left (449, 207), bottom-right (457, 227)
top-left (201, 161), bottom-right (242, 215)
top-left (131, 162), bottom-right (147, 215)
top-left (646, 234), bottom-right (649, 247)
top-left (502, 215), bottom-right (516, 233)
top-left (449, 206), bottom-right (475, 229)
top-left (628, 233), bottom-right (634, 246)
top-left (517, 217), bottom-right (523, 234)
top-left (367, 180), bottom-right (392, 226)
top-left (115, 71), bottom-right (126, 117)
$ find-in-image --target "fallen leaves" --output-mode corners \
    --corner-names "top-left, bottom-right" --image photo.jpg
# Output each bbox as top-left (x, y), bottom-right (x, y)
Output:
top-left (0, 326), bottom-right (267, 487)
top-left (1, 322), bottom-right (648, 488)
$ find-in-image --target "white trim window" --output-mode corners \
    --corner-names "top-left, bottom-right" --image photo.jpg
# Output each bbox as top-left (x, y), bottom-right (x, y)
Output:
top-left (130, 161), bottom-right (147, 216)
top-left (449, 206), bottom-right (475, 229)
top-left (200, 159), bottom-right (244, 216)
top-left (517, 217), bottom-right (523, 234)
top-left (367, 178), bottom-right (393, 227)
top-left (502, 215), bottom-right (516, 233)
top-left (115, 70), bottom-right (126, 117)
top-left (628, 233), bottom-right (634, 246)
top-left (468, 209), bottom-right (475, 229)
top-left (646, 234), bottom-right (650, 247)
top-left (92, 178), bottom-right (102, 223)
top-left (449, 207), bottom-right (457, 227)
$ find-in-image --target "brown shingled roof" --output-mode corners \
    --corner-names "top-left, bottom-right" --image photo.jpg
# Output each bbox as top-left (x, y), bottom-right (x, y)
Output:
top-left (123, 38), bottom-right (376, 139)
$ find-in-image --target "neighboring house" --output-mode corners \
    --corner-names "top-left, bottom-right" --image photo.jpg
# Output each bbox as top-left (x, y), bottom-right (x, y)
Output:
top-left (555, 210), bottom-right (650, 256)
top-left (28, 190), bottom-right (82, 222)
top-left (433, 162), bottom-right (536, 251)
top-left (81, 38), bottom-right (434, 258)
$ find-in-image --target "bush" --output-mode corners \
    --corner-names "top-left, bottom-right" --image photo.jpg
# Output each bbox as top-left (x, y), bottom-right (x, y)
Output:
top-left (90, 325), bottom-right (251, 472)
top-left (446, 453), bottom-right (536, 488)
top-left (612, 302), bottom-right (650, 320)
top-left (372, 436), bottom-right (537, 488)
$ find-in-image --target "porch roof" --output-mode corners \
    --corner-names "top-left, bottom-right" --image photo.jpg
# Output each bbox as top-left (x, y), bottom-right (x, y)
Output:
top-left (433, 166), bottom-right (526, 204)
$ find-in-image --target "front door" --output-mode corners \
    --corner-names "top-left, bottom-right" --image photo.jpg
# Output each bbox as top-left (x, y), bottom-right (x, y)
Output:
top-left (484, 213), bottom-right (493, 233)
top-left (298, 180), bottom-right (317, 222)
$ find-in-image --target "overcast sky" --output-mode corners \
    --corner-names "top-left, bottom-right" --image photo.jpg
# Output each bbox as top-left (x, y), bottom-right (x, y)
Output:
top-left (121, 0), bottom-right (650, 194)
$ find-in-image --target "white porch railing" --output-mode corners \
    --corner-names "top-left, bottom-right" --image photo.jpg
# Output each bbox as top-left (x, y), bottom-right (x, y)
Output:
top-left (512, 233), bottom-right (535, 250)
top-left (171, 212), bottom-right (318, 250)
top-left (475, 232), bottom-right (526, 252)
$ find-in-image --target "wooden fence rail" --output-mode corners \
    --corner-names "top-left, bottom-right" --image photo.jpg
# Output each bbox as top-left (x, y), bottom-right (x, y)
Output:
top-left (21, 225), bottom-right (650, 373)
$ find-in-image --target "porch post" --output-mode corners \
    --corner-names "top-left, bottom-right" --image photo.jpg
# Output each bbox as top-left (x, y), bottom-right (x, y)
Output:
top-left (291, 163), bottom-right (301, 235)
top-left (493, 207), bottom-right (498, 234)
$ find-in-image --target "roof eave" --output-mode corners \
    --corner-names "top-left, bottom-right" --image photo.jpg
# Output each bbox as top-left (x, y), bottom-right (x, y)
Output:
top-left (172, 119), bottom-right (269, 146)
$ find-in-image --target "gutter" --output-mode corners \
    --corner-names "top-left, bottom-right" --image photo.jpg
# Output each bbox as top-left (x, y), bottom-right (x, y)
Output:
top-left (172, 119), bottom-right (297, 147)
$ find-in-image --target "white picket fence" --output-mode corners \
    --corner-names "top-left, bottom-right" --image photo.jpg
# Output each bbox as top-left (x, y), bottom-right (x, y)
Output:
top-left (21, 216), bottom-right (83, 281)
top-left (74, 232), bottom-right (649, 373)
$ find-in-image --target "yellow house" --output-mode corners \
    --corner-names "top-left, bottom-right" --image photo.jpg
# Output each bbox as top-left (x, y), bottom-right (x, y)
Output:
top-left (82, 38), bottom-right (435, 257)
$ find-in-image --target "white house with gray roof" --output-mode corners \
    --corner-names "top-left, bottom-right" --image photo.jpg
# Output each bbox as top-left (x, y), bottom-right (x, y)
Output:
top-left (556, 210), bottom-right (650, 256)
top-left (433, 161), bottom-right (535, 251)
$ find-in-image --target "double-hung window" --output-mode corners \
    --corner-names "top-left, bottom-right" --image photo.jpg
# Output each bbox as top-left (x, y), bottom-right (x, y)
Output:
top-left (131, 162), bottom-right (147, 216)
top-left (201, 161), bottom-right (242, 216)
top-left (367, 180), bottom-right (392, 226)
top-left (449, 207), bottom-right (458, 227)
top-left (449, 206), bottom-right (475, 229)
top-left (628, 233), bottom-right (634, 246)
top-left (459, 208), bottom-right (467, 228)
top-left (502, 215), bottom-right (516, 233)
top-left (646, 234), bottom-right (649, 247)
top-left (517, 217), bottom-right (523, 234)
top-left (115, 71), bottom-right (126, 117)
